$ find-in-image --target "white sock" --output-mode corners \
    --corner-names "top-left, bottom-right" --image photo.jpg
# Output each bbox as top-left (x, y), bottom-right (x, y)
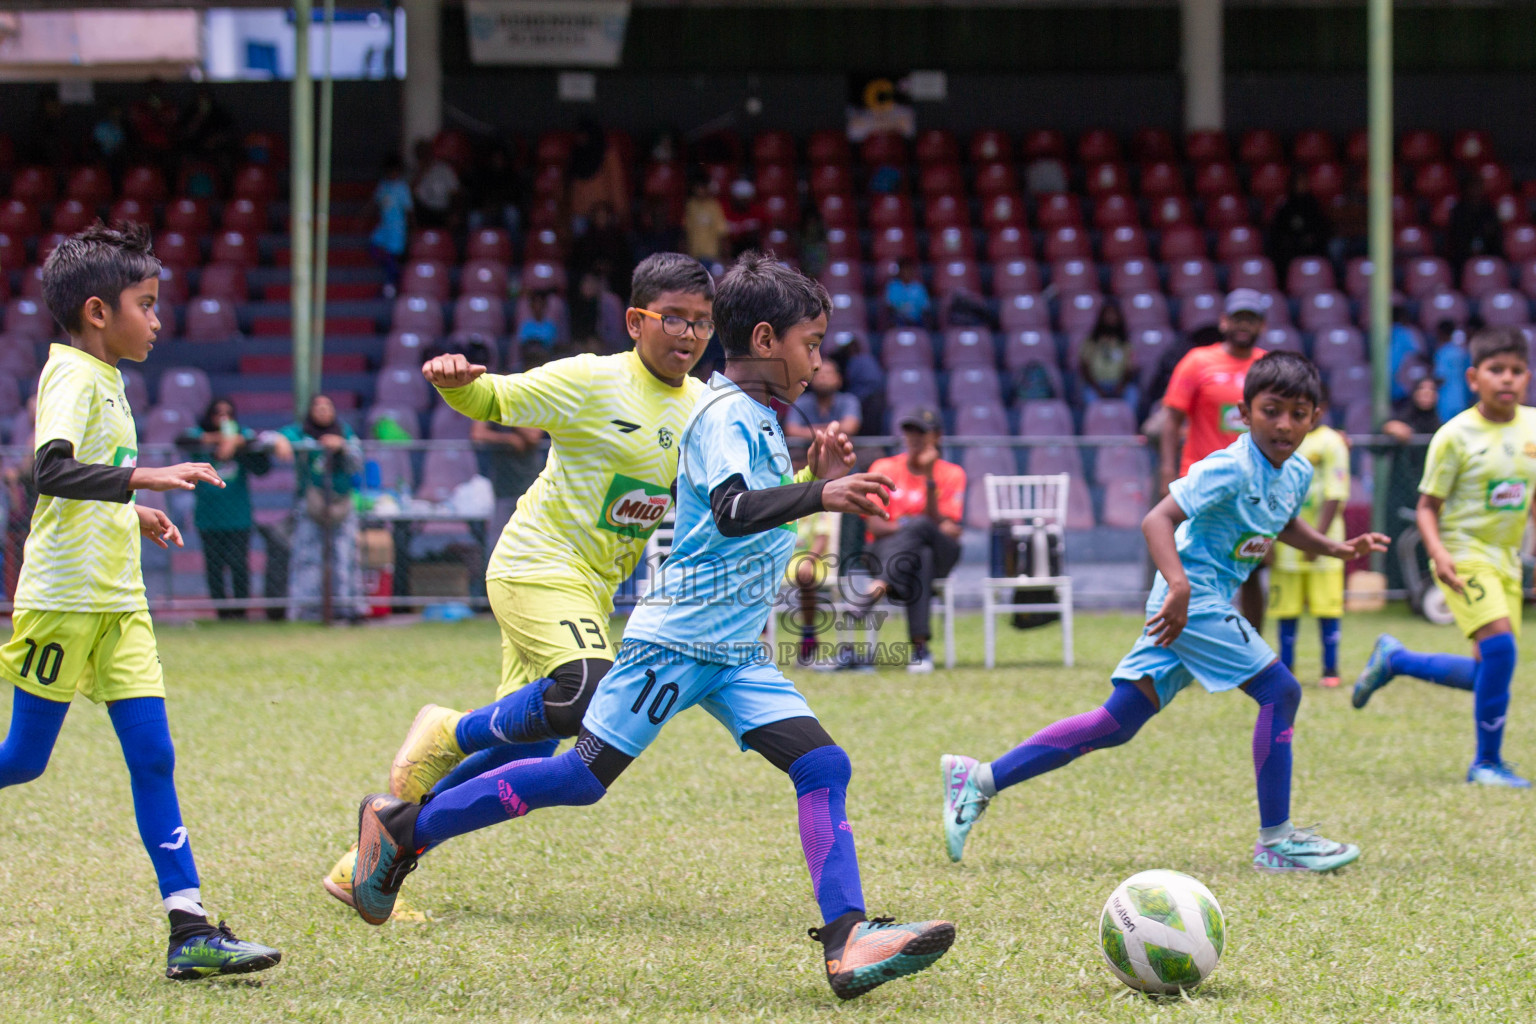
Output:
top-left (164, 889), bottom-right (205, 918)
top-left (975, 762), bottom-right (997, 798)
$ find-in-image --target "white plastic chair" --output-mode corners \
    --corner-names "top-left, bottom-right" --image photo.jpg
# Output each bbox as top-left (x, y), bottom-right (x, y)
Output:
top-left (980, 474), bottom-right (1075, 667)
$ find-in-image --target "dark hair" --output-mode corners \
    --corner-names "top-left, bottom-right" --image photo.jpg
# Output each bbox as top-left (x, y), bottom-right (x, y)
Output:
top-left (1468, 326), bottom-right (1528, 368)
top-left (41, 221), bottom-right (161, 335)
top-left (199, 395), bottom-right (237, 433)
top-left (630, 252), bottom-right (715, 309)
top-left (1243, 351), bottom-right (1322, 406)
top-left (714, 250), bottom-right (831, 359)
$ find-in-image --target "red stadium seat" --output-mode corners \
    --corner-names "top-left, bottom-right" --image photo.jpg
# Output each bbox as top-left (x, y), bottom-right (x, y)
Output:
top-left (155, 231), bottom-right (200, 269)
top-left (819, 260), bottom-right (861, 293)
top-left (392, 295), bottom-right (446, 336)
top-left (155, 265), bottom-right (189, 306)
top-left (1451, 130), bottom-right (1494, 166)
top-left (1475, 161), bottom-right (1514, 198)
top-left (999, 291), bottom-right (1050, 330)
top-left (823, 225), bottom-right (860, 260)
top-left (810, 163), bottom-right (851, 199)
top-left (973, 162), bottom-right (1017, 199)
top-left (871, 226), bottom-right (918, 263)
top-left (524, 228), bottom-right (564, 262)
top-left (1058, 292), bottom-right (1105, 336)
top-left (982, 193), bottom-right (1029, 230)
top-left (197, 263), bottom-right (249, 302)
top-left (1035, 192), bottom-right (1082, 230)
top-left (1092, 193), bottom-right (1140, 230)
top-left (1051, 258), bottom-right (1098, 294)
top-left (50, 199), bottom-right (93, 234)
top-left (970, 130), bottom-right (1012, 165)
top-left (1286, 256), bottom-right (1337, 296)
top-left (65, 165), bottom-right (111, 204)
top-left (163, 198), bottom-right (211, 235)
top-left (1216, 225), bottom-right (1263, 261)
top-left (868, 194), bottom-right (914, 231)
top-left (1343, 257), bottom-right (1375, 298)
top-left (915, 129), bottom-right (959, 166)
top-left (1479, 289), bottom-right (1531, 327)
top-left (1418, 288), bottom-right (1470, 331)
top-left (763, 193), bottom-right (799, 228)
top-left (210, 230), bottom-right (258, 267)
top-left (1149, 195), bottom-right (1196, 230)
top-left (0, 199), bottom-right (41, 238)
top-left (221, 198), bottom-right (265, 234)
top-left (1138, 161), bottom-right (1184, 198)
top-left (460, 258), bottom-right (509, 298)
top-left (1193, 162), bottom-right (1239, 198)
top-left (466, 228), bottom-right (512, 265)
top-left (454, 294), bottom-right (507, 336)
top-left (4, 298), bottom-right (53, 340)
top-left (1203, 192), bottom-right (1250, 229)
top-left (1399, 130), bottom-right (1443, 165)
top-left (880, 329), bottom-right (935, 369)
top-left (522, 260), bottom-right (567, 294)
top-left (1044, 226), bottom-right (1092, 263)
top-left (807, 130), bottom-right (851, 167)
top-left (243, 130), bottom-right (287, 168)
top-left (1404, 256), bottom-right (1453, 298)
top-left (755, 162), bottom-right (796, 199)
top-left (233, 164), bottom-right (278, 202)
top-left (1122, 291), bottom-right (1170, 330)
top-left (1307, 162), bottom-right (1346, 204)
top-left (1345, 129), bottom-right (1370, 165)
top-left (1292, 130), bottom-right (1337, 166)
top-left (860, 132), bottom-right (907, 167)
top-left (1110, 258), bottom-right (1159, 295)
top-left (1228, 255), bottom-right (1278, 291)
top-left (1178, 290), bottom-right (1223, 332)
top-left (1158, 224), bottom-right (1208, 261)
top-left (943, 328), bottom-right (997, 370)
top-left (818, 192), bottom-right (857, 229)
top-left (402, 260), bottom-right (452, 301)
top-left (1077, 129), bottom-right (1120, 164)
top-left (532, 164), bottom-right (565, 200)
top-left (1413, 162), bottom-right (1457, 201)
top-left (535, 131), bottom-right (574, 167)
top-left (1462, 256), bottom-right (1511, 298)
top-left (109, 197), bottom-right (150, 227)
top-left (1132, 128), bottom-right (1177, 163)
top-left (1023, 129), bottom-right (1067, 161)
top-left (409, 229), bottom-right (457, 263)
top-left (924, 193), bottom-right (969, 232)
top-left (1249, 163), bottom-right (1291, 205)
top-left (432, 129), bottom-right (474, 171)
top-left (0, 233), bottom-right (17, 273)
top-left (1100, 225), bottom-right (1148, 262)
top-left (1084, 162), bottom-right (1129, 197)
top-left (1298, 290), bottom-right (1352, 331)
top-left (9, 166), bottom-right (56, 204)
top-left (993, 257), bottom-right (1043, 297)
top-left (1185, 130), bottom-right (1229, 165)
top-left (183, 297), bottom-right (240, 342)
top-left (1504, 224), bottom-right (1536, 263)
top-left (1238, 129), bottom-right (1284, 165)
top-left (929, 225), bottom-right (974, 261)
top-left (1395, 224), bottom-right (1434, 257)
top-left (752, 131), bottom-right (796, 166)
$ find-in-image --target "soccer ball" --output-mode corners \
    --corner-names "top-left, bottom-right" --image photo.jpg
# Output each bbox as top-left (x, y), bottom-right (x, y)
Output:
top-left (1098, 869), bottom-right (1225, 995)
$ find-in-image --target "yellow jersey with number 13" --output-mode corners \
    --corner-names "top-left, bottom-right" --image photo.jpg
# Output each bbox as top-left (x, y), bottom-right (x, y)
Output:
top-left (437, 349), bottom-right (704, 601)
top-left (1419, 404), bottom-right (1536, 580)
top-left (15, 344), bottom-right (143, 612)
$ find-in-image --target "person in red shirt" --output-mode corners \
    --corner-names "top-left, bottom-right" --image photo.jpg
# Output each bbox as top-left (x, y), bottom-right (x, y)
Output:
top-left (858, 409), bottom-right (966, 672)
top-left (1159, 287), bottom-right (1270, 626)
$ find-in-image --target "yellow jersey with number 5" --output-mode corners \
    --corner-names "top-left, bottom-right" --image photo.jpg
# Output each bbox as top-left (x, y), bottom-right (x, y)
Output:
top-left (437, 349), bottom-right (704, 603)
top-left (1419, 404), bottom-right (1536, 580)
top-left (15, 344), bottom-right (144, 612)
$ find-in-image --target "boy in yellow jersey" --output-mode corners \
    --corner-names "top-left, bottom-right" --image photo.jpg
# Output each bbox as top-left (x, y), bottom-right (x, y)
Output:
top-left (1269, 389), bottom-right (1351, 686)
top-left (0, 223), bottom-right (280, 979)
top-left (323, 253), bottom-right (713, 905)
top-left (1354, 327), bottom-right (1536, 788)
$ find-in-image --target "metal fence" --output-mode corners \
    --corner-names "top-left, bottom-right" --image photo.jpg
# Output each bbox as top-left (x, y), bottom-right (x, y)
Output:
top-left (0, 434), bottom-right (1440, 622)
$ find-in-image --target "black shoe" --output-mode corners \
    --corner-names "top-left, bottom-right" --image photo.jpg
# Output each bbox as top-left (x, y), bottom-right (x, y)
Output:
top-left (166, 919), bottom-right (282, 980)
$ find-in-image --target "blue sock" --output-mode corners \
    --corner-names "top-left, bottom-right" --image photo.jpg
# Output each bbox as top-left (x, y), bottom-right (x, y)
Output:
top-left (1277, 619), bottom-right (1298, 672)
top-left (1389, 648), bottom-right (1476, 691)
top-left (430, 740), bottom-right (560, 795)
top-left (789, 746), bottom-right (865, 925)
top-left (990, 682), bottom-right (1156, 792)
top-left (1244, 662), bottom-right (1300, 830)
top-left (414, 746), bottom-right (605, 848)
top-left (1318, 618), bottom-right (1340, 676)
top-left (109, 698), bottom-right (199, 897)
top-left (0, 687), bottom-right (67, 788)
top-left (1474, 633), bottom-right (1518, 765)
top-left (455, 679), bottom-right (555, 753)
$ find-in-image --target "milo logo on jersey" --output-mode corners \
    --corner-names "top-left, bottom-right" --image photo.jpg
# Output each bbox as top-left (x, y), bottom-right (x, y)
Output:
top-left (1232, 532), bottom-right (1275, 562)
top-left (1218, 404), bottom-right (1249, 434)
top-left (1486, 478), bottom-right (1530, 512)
top-left (597, 473), bottom-right (671, 538)
top-left (112, 445), bottom-right (138, 468)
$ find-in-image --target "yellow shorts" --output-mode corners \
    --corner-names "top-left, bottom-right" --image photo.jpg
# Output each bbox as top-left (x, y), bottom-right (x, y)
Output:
top-left (489, 577), bottom-right (614, 699)
top-left (1268, 567), bottom-right (1344, 620)
top-left (1435, 560), bottom-right (1523, 638)
top-left (0, 610), bottom-right (165, 704)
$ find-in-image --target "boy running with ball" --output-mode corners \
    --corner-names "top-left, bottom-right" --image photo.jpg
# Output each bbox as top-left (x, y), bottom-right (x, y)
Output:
top-left (943, 352), bottom-right (1388, 872)
top-left (1353, 327), bottom-right (1536, 788)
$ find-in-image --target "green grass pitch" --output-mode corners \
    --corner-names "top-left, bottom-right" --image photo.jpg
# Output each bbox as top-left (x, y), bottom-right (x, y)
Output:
top-left (1, 609), bottom-right (1532, 1023)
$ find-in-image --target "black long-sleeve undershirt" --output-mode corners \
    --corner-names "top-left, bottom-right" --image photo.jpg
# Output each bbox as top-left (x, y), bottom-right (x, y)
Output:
top-left (709, 474), bottom-right (826, 537)
top-left (29, 439), bottom-right (134, 502)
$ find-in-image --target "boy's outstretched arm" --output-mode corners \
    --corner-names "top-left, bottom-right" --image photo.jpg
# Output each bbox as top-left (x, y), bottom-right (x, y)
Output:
top-left (31, 440), bottom-right (223, 500)
top-left (1413, 493), bottom-right (1463, 594)
top-left (1141, 494), bottom-right (1190, 646)
top-left (1276, 516), bottom-right (1390, 564)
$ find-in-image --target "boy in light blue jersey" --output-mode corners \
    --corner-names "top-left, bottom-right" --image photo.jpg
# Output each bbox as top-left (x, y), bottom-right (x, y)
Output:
top-left (943, 353), bottom-right (1389, 873)
top-left (348, 252), bottom-right (956, 1001)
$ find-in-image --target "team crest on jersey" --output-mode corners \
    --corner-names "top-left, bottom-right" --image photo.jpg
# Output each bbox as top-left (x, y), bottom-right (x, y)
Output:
top-left (597, 473), bottom-right (671, 537)
top-left (1219, 403), bottom-right (1249, 433)
top-left (1232, 532), bottom-right (1274, 562)
top-left (1486, 478), bottom-right (1529, 511)
top-left (657, 427), bottom-right (673, 450)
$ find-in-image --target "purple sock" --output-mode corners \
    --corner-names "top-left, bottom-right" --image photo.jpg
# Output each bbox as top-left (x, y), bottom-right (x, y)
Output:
top-left (430, 739), bottom-right (560, 795)
top-left (789, 746), bottom-right (864, 924)
top-left (990, 682), bottom-right (1156, 792)
top-left (454, 679), bottom-right (555, 752)
top-left (1390, 648), bottom-right (1476, 691)
top-left (414, 747), bottom-right (605, 848)
top-left (1245, 661), bottom-right (1300, 830)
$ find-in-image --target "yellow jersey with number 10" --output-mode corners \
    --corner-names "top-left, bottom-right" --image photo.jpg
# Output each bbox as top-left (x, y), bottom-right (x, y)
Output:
top-left (437, 349), bottom-right (704, 602)
top-left (15, 344), bottom-right (144, 613)
top-left (1419, 404), bottom-right (1536, 580)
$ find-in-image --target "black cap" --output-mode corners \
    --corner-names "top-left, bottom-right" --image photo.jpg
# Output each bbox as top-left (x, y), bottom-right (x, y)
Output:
top-left (898, 407), bottom-right (942, 432)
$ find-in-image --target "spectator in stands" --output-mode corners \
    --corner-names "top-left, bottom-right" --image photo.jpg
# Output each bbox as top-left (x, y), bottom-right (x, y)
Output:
top-left (516, 290), bottom-right (561, 350)
top-left (412, 139), bottom-right (461, 229)
top-left (722, 178), bottom-right (766, 255)
top-left (684, 176), bottom-right (729, 263)
top-left (633, 197), bottom-right (681, 262)
top-left (1266, 170), bottom-right (1332, 282)
top-left (1445, 177), bottom-right (1503, 274)
top-left (178, 84), bottom-right (238, 177)
top-left (279, 394), bottom-right (365, 621)
top-left (1383, 374), bottom-right (1443, 592)
top-left (1431, 319), bottom-right (1472, 423)
top-left (1078, 301), bottom-right (1137, 409)
top-left (856, 408), bottom-right (965, 672)
top-left (571, 201), bottom-right (633, 297)
top-left (368, 154), bottom-right (413, 297)
top-left (884, 258), bottom-right (933, 328)
top-left (467, 143), bottom-right (525, 244)
top-left (1160, 289), bottom-right (1270, 629)
top-left (1388, 303), bottom-right (1424, 402)
top-left (787, 359), bottom-right (862, 441)
top-left (567, 118), bottom-right (629, 230)
top-left (92, 106), bottom-right (128, 172)
top-left (798, 212), bottom-right (830, 281)
top-left (178, 397), bottom-right (273, 620)
top-left (128, 82), bottom-right (177, 170)
top-left (569, 270), bottom-right (625, 351)
top-left (828, 334), bottom-right (884, 437)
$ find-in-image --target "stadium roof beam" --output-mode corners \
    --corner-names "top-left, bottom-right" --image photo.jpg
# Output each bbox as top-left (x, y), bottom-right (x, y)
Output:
top-left (1181, 0), bottom-right (1223, 131)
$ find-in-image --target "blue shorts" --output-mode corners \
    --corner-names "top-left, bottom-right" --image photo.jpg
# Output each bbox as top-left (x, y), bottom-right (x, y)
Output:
top-left (1111, 605), bottom-right (1278, 709)
top-left (583, 639), bottom-right (818, 758)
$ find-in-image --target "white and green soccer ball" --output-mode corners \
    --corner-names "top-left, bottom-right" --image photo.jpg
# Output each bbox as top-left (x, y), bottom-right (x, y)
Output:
top-left (1098, 869), bottom-right (1225, 995)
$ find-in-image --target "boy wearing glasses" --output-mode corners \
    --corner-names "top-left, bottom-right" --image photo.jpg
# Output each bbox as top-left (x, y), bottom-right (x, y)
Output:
top-left (322, 254), bottom-right (715, 906)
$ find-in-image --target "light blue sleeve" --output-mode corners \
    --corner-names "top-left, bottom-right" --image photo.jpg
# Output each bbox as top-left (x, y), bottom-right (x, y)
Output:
top-left (1170, 452), bottom-right (1243, 521)
top-left (1287, 460), bottom-right (1315, 519)
top-left (696, 401), bottom-right (759, 492)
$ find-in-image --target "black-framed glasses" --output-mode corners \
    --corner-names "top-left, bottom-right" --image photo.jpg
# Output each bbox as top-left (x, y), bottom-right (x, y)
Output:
top-left (636, 307), bottom-right (716, 340)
